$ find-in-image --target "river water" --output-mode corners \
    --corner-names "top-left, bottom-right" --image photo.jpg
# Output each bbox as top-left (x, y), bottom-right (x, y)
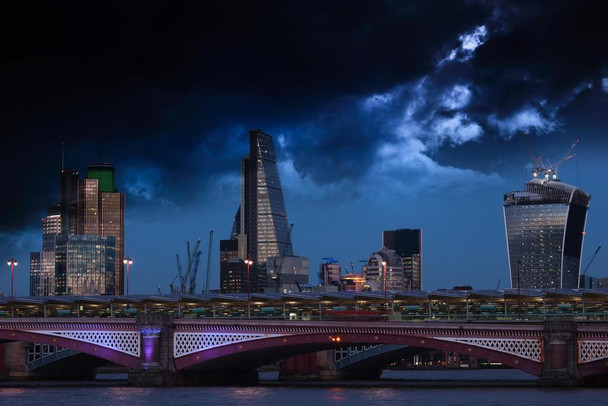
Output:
top-left (1, 370), bottom-right (606, 406)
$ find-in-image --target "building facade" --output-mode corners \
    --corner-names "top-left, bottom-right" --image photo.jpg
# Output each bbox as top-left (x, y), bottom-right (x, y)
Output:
top-left (503, 176), bottom-right (590, 289)
top-left (319, 260), bottom-right (341, 287)
top-left (224, 130), bottom-right (299, 293)
top-left (66, 235), bottom-right (116, 295)
top-left (266, 255), bottom-right (309, 293)
top-left (383, 228), bottom-right (423, 290)
top-left (364, 248), bottom-right (404, 292)
top-left (30, 162), bottom-right (125, 296)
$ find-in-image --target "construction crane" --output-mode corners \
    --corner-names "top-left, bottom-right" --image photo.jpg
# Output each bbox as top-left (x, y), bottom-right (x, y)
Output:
top-left (170, 239), bottom-right (202, 295)
top-left (582, 245), bottom-right (602, 276)
top-left (525, 134), bottom-right (579, 181)
top-left (204, 230), bottom-right (213, 294)
top-left (272, 223), bottom-right (293, 291)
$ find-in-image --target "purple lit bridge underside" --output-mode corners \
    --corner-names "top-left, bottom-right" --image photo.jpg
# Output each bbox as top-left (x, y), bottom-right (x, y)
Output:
top-left (1, 319), bottom-right (608, 378)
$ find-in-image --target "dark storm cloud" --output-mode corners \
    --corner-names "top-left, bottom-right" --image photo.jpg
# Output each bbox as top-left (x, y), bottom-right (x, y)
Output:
top-left (1, 0), bottom-right (492, 232)
top-left (3, 0), bottom-right (608, 234)
top-left (471, 1), bottom-right (608, 119)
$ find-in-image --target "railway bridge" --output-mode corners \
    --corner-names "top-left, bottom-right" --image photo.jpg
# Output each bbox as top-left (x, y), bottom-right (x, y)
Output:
top-left (2, 315), bottom-right (608, 386)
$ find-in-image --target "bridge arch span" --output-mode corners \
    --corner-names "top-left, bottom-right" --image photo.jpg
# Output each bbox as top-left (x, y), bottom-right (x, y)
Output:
top-left (0, 327), bottom-right (140, 369)
top-left (174, 331), bottom-right (543, 376)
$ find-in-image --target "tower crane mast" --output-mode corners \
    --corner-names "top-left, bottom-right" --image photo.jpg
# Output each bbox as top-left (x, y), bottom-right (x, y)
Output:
top-left (273, 223), bottom-right (293, 291)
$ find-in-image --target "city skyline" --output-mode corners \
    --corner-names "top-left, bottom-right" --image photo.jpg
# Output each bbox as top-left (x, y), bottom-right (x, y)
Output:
top-left (2, 1), bottom-right (608, 295)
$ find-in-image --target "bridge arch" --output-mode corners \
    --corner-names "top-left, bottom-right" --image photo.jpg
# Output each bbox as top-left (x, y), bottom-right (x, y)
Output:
top-left (0, 329), bottom-right (140, 369)
top-left (174, 331), bottom-right (543, 375)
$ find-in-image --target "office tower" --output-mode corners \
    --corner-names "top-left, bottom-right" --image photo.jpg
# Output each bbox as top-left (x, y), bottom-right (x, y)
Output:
top-left (29, 252), bottom-right (41, 296)
top-left (78, 178), bottom-right (100, 235)
top-left (219, 239), bottom-right (247, 293)
top-left (31, 206), bottom-right (62, 296)
top-left (383, 229), bottom-right (423, 290)
top-left (266, 255), bottom-right (309, 293)
top-left (66, 235), bottom-right (115, 295)
top-left (503, 174), bottom-right (590, 289)
top-left (228, 130), bottom-right (294, 292)
top-left (319, 259), bottom-right (341, 286)
top-left (30, 160), bottom-right (125, 296)
top-left (60, 168), bottom-right (79, 237)
top-left (364, 248), bottom-right (404, 291)
top-left (82, 164), bottom-right (125, 295)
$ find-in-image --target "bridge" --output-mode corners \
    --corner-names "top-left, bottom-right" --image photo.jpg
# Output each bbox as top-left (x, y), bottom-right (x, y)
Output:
top-left (2, 315), bottom-right (608, 386)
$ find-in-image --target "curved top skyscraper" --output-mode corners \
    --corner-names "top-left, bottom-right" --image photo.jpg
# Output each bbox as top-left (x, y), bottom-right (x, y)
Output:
top-left (503, 172), bottom-right (590, 289)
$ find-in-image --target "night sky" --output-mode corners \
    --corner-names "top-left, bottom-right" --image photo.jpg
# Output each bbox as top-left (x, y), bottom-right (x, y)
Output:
top-left (2, 1), bottom-right (608, 295)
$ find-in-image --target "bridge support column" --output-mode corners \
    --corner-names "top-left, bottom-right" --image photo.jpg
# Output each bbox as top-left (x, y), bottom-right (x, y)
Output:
top-left (128, 314), bottom-right (176, 386)
top-left (539, 320), bottom-right (582, 387)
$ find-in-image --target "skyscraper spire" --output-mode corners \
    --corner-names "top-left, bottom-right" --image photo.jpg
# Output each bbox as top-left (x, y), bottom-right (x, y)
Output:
top-left (61, 142), bottom-right (65, 172)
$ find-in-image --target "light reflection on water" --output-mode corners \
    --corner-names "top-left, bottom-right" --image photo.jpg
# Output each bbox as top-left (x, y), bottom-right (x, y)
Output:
top-left (0, 370), bottom-right (606, 406)
top-left (2, 386), bottom-right (607, 406)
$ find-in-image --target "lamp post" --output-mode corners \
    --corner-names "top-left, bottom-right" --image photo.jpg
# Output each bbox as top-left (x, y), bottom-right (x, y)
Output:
top-left (245, 259), bottom-right (253, 319)
top-left (123, 257), bottom-right (133, 312)
top-left (7, 258), bottom-right (17, 317)
top-left (381, 261), bottom-right (387, 302)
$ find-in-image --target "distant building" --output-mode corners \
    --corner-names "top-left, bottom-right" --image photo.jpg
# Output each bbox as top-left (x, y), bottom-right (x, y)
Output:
top-left (220, 258), bottom-right (248, 294)
top-left (267, 255), bottom-right (309, 293)
top-left (504, 174), bottom-right (590, 289)
top-left (30, 161), bottom-right (125, 296)
top-left (29, 252), bottom-right (42, 296)
top-left (364, 248), bottom-right (404, 291)
top-left (319, 259), bottom-right (341, 287)
top-left (220, 239), bottom-right (249, 293)
top-left (340, 273), bottom-right (366, 292)
top-left (86, 164), bottom-right (125, 295)
top-left (383, 228), bottom-right (423, 290)
top-left (32, 205), bottom-right (61, 296)
top-left (225, 130), bottom-right (305, 293)
top-left (66, 235), bottom-right (116, 295)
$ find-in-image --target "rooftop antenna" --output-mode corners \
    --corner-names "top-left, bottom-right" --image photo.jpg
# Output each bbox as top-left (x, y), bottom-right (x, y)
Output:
top-left (61, 142), bottom-right (65, 171)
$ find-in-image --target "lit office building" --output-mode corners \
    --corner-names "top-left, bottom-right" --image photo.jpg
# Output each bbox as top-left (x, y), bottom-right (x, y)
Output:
top-left (30, 206), bottom-right (62, 296)
top-left (503, 174), bottom-right (590, 289)
top-left (228, 130), bottom-right (300, 292)
top-left (66, 235), bottom-right (116, 295)
top-left (80, 164), bottom-right (125, 294)
top-left (383, 228), bottom-right (423, 290)
top-left (319, 259), bottom-right (341, 287)
top-left (340, 273), bottom-right (366, 292)
top-left (220, 239), bottom-right (249, 294)
top-left (30, 161), bottom-right (125, 296)
top-left (364, 248), bottom-right (404, 291)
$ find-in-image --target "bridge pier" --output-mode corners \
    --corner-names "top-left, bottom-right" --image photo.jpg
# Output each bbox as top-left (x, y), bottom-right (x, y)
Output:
top-left (539, 320), bottom-right (582, 387)
top-left (128, 314), bottom-right (177, 386)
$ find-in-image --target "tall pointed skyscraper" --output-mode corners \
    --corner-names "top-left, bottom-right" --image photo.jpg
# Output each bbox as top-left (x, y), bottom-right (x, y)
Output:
top-left (224, 130), bottom-right (294, 292)
top-left (503, 171), bottom-right (590, 289)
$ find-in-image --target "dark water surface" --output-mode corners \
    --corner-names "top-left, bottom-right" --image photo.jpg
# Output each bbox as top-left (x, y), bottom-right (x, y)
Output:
top-left (0, 370), bottom-right (605, 406)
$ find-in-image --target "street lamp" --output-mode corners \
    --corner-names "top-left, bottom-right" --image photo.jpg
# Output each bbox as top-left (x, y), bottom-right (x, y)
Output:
top-left (123, 257), bottom-right (133, 311)
top-left (7, 258), bottom-right (17, 317)
top-left (381, 260), bottom-right (387, 305)
top-left (245, 259), bottom-right (253, 319)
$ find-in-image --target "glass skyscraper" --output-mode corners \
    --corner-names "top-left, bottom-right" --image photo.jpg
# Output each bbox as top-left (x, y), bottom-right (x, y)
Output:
top-left (225, 130), bottom-right (294, 292)
top-left (503, 176), bottom-right (590, 289)
top-left (66, 235), bottom-right (115, 295)
top-left (30, 162), bottom-right (125, 296)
